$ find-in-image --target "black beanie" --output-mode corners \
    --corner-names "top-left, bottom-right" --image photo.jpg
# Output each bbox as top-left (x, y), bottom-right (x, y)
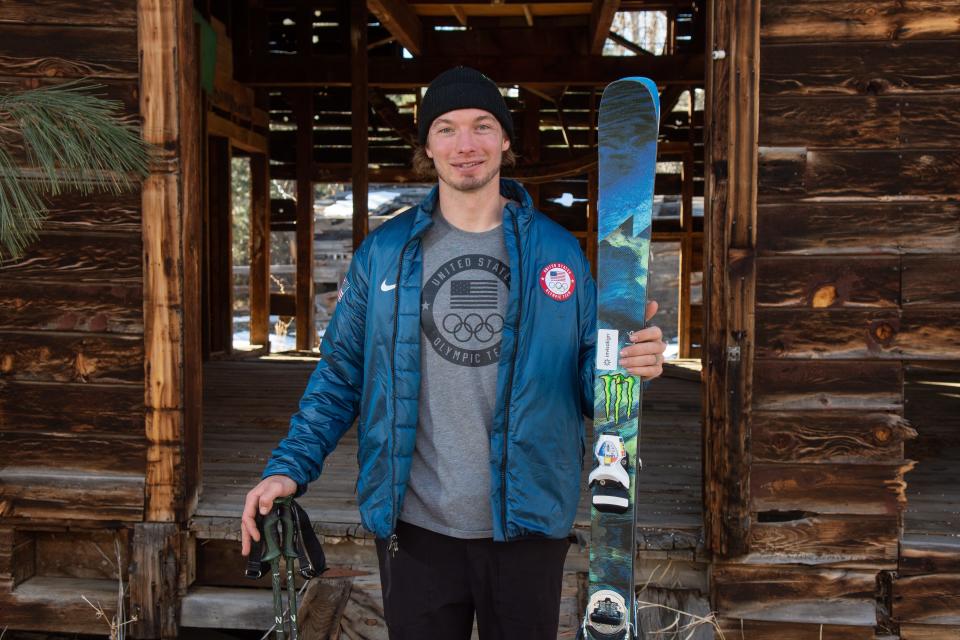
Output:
top-left (418, 66), bottom-right (514, 145)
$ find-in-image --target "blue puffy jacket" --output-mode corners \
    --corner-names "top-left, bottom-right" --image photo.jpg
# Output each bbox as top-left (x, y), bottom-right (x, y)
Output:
top-left (263, 179), bottom-right (597, 541)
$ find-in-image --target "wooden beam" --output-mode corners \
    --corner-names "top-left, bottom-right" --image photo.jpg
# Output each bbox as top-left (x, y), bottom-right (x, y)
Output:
top-left (242, 53), bottom-right (704, 87)
top-left (367, 0), bottom-right (423, 56)
top-left (294, 90), bottom-right (315, 351)
top-left (129, 523), bottom-right (180, 638)
top-left (589, 0), bottom-right (620, 55)
top-left (608, 30), bottom-right (654, 56)
top-left (702, 0), bottom-right (760, 558)
top-left (451, 4), bottom-right (468, 26)
top-left (249, 154), bottom-right (270, 346)
top-left (138, 0), bottom-right (202, 524)
top-left (353, 0), bottom-right (370, 250)
top-left (206, 111), bottom-right (268, 154)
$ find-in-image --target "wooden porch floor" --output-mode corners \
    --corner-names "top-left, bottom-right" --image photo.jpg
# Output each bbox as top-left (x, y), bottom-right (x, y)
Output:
top-left (191, 356), bottom-right (704, 636)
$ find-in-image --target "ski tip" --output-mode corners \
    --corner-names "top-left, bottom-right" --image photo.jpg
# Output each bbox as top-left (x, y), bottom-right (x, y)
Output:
top-left (602, 77), bottom-right (661, 121)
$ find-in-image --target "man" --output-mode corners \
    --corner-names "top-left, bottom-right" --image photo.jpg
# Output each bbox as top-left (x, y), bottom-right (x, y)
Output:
top-left (241, 67), bottom-right (666, 639)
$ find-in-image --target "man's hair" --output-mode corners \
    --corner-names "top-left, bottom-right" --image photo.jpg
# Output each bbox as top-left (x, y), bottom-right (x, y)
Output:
top-left (412, 146), bottom-right (517, 179)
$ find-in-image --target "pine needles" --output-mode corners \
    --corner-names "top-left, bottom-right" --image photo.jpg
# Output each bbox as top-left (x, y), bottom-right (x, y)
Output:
top-left (0, 81), bottom-right (150, 259)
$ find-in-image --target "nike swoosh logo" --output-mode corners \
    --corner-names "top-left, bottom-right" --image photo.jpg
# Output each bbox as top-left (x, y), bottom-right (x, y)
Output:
top-left (380, 279), bottom-right (397, 292)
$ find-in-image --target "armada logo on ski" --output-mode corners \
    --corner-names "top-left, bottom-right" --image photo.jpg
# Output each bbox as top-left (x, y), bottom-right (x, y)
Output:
top-left (538, 262), bottom-right (575, 301)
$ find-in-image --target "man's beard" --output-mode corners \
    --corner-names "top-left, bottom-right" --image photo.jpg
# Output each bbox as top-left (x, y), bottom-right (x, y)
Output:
top-left (437, 156), bottom-right (502, 193)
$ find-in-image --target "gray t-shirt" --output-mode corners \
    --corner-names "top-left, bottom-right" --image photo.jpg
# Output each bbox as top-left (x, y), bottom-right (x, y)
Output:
top-left (399, 213), bottom-right (510, 538)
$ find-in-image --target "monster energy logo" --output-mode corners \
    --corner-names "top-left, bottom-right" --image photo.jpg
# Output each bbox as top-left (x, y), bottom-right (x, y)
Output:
top-left (600, 373), bottom-right (636, 421)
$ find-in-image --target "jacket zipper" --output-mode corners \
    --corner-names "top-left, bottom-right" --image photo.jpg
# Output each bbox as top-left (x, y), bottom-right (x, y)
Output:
top-left (500, 212), bottom-right (523, 539)
top-left (388, 236), bottom-right (416, 556)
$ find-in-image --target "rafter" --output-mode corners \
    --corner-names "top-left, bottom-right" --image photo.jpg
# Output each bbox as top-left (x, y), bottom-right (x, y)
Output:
top-left (367, 0), bottom-right (423, 56)
top-left (589, 0), bottom-right (620, 55)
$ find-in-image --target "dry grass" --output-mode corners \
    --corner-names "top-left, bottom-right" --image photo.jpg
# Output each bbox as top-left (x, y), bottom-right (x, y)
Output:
top-left (81, 536), bottom-right (137, 640)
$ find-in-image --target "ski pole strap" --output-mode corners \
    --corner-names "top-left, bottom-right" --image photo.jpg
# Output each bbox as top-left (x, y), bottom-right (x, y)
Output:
top-left (244, 497), bottom-right (327, 580)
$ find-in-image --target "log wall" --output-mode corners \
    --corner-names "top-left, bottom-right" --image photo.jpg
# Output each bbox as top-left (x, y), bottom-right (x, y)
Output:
top-left (708, 0), bottom-right (960, 636)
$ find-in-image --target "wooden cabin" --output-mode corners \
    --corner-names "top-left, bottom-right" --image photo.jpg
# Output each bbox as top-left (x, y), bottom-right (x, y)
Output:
top-left (0, 1), bottom-right (957, 638)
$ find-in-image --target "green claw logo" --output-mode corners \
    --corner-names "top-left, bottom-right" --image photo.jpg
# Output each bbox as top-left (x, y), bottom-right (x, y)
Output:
top-left (600, 373), bottom-right (636, 421)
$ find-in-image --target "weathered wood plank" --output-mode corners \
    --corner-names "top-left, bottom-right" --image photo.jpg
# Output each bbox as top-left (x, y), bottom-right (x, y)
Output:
top-left (894, 573), bottom-right (960, 625)
top-left (900, 623), bottom-right (960, 639)
top-left (0, 467), bottom-right (144, 521)
top-left (0, 331), bottom-right (144, 383)
top-left (130, 523), bottom-right (179, 638)
top-left (0, 232), bottom-right (141, 282)
top-left (756, 256), bottom-right (900, 309)
top-left (0, 432), bottom-right (145, 475)
top-left (761, 1), bottom-right (960, 43)
top-left (752, 411), bottom-right (914, 464)
top-left (34, 529), bottom-right (128, 580)
top-left (715, 618), bottom-right (875, 639)
top-left (747, 514), bottom-right (899, 565)
top-left (0, 576), bottom-right (120, 633)
top-left (751, 462), bottom-right (913, 516)
top-left (760, 95), bottom-right (960, 149)
top-left (757, 201), bottom-right (960, 256)
top-left (0, 280), bottom-right (143, 334)
top-left (0, 0), bottom-right (137, 27)
top-left (903, 256), bottom-right (960, 307)
top-left (755, 309), bottom-right (960, 359)
top-left (758, 148), bottom-right (960, 200)
top-left (713, 565), bottom-right (877, 625)
top-left (40, 188), bottom-right (142, 233)
top-left (0, 23), bottom-right (138, 79)
top-left (753, 360), bottom-right (902, 411)
top-left (901, 536), bottom-right (960, 575)
top-left (761, 39), bottom-right (960, 96)
top-left (0, 380), bottom-right (143, 435)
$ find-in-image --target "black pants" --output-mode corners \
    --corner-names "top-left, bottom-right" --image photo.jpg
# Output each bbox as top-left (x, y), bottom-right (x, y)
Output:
top-left (375, 520), bottom-right (570, 640)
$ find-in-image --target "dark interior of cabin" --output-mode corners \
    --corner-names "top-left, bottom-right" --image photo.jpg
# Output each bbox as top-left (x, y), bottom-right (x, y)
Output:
top-left (190, 0), bottom-right (708, 631)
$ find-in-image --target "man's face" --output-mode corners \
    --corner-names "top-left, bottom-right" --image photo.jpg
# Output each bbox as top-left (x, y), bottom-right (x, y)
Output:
top-left (425, 108), bottom-right (510, 193)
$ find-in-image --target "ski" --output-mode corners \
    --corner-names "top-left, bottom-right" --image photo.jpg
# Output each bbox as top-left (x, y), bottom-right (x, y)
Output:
top-left (582, 77), bottom-right (660, 640)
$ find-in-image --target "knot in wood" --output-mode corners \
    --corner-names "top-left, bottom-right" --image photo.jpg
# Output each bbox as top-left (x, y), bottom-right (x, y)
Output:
top-left (812, 285), bottom-right (837, 308)
top-left (870, 321), bottom-right (896, 346)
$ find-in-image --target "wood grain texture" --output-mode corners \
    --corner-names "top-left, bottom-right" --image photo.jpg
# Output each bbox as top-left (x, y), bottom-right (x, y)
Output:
top-left (129, 523), bottom-right (179, 638)
top-left (751, 462), bottom-right (913, 516)
top-left (40, 189), bottom-right (142, 233)
top-left (758, 148), bottom-right (960, 200)
top-left (747, 515), bottom-right (899, 565)
top-left (0, 431), bottom-right (146, 475)
top-left (33, 529), bottom-right (128, 580)
top-left (0, 0), bottom-right (137, 27)
top-left (894, 573), bottom-right (960, 625)
top-left (0, 23), bottom-right (138, 79)
top-left (0, 331), bottom-right (144, 383)
top-left (761, 39), bottom-right (960, 96)
top-left (0, 232), bottom-right (142, 283)
top-left (755, 309), bottom-right (960, 360)
top-left (903, 256), bottom-right (960, 307)
top-left (753, 359), bottom-right (902, 411)
top-left (757, 201), bottom-right (960, 256)
top-left (756, 256), bottom-right (900, 309)
top-left (0, 280), bottom-right (143, 334)
top-left (0, 576), bottom-right (119, 633)
top-left (716, 618), bottom-right (875, 639)
top-left (760, 95), bottom-right (960, 149)
top-left (760, 1), bottom-right (960, 43)
top-left (901, 537), bottom-right (960, 575)
top-left (0, 380), bottom-right (143, 435)
top-left (713, 565), bottom-right (877, 625)
top-left (900, 624), bottom-right (960, 640)
top-left (0, 467), bottom-right (144, 521)
top-left (752, 411), bottom-right (914, 464)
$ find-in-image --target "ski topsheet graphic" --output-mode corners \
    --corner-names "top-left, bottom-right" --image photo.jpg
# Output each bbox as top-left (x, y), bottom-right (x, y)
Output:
top-left (583, 77), bottom-right (659, 640)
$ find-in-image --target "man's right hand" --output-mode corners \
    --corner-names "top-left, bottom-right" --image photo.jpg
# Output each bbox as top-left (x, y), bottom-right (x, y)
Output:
top-left (241, 474), bottom-right (298, 556)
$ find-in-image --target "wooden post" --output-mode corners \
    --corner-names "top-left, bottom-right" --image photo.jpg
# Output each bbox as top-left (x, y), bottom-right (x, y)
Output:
top-left (678, 150), bottom-right (694, 358)
top-left (703, 0), bottom-right (760, 559)
top-left (351, 1), bottom-right (370, 250)
top-left (295, 90), bottom-right (316, 351)
top-left (249, 153), bottom-right (270, 346)
top-left (207, 135), bottom-right (233, 354)
top-left (129, 523), bottom-right (180, 638)
top-left (138, 0), bottom-right (202, 528)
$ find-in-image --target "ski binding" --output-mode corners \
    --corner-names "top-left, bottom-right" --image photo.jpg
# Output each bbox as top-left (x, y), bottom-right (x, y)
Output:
top-left (588, 433), bottom-right (631, 513)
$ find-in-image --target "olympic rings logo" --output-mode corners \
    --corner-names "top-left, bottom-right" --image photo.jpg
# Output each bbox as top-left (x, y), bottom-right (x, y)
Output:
top-left (442, 313), bottom-right (504, 343)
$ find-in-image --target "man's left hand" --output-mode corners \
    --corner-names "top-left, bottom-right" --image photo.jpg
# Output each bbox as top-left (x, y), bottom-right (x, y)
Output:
top-left (619, 300), bottom-right (667, 380)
